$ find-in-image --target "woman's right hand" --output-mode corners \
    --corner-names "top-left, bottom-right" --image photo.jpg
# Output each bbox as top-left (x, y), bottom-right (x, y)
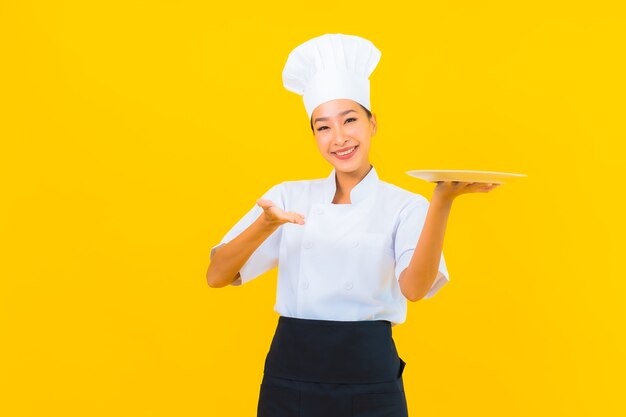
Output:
top-left (256, 198), bottom-right (306, 226)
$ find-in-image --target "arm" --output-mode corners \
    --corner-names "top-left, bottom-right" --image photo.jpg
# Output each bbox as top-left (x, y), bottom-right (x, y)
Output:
top-left (398, 194), bottom-right (452, 301)
top-left (399, 181), bottom-right (499, 301)
top-left (206, 215), bottom-right (280, 288)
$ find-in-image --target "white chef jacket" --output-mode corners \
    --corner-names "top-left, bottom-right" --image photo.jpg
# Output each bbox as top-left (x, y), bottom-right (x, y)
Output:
top-left (210, 165), bottom-right (449, 326)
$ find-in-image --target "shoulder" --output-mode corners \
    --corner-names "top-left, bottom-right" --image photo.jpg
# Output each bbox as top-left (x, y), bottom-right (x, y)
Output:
top-left (377, 179), bottom-right (429, 208)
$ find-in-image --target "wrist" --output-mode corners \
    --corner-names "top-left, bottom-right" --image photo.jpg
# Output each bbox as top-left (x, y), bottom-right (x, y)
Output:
top-left (430, 192), bottom-right (454, 210)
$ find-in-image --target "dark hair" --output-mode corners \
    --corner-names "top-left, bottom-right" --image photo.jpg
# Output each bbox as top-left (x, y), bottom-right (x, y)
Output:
top-left (310, 103), bottom-right (372, 132)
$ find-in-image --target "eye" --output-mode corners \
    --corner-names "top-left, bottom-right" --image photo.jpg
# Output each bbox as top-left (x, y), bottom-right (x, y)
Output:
top-left (345, 117), bottom-right (357, 123)
top-left (316, 126), bottom-right (329, 132)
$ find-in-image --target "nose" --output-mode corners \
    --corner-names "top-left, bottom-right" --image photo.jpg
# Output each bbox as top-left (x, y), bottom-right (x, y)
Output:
top-left (333, 130), bottom-right (350, 145)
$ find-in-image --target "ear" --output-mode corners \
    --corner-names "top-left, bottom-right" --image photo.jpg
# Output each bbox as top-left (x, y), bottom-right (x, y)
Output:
top-left (370, 113), bottom-right (378, 135)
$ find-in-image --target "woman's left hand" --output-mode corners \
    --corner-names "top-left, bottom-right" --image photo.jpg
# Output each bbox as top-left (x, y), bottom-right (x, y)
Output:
top-left (433, 181), bottom-right (500, 203)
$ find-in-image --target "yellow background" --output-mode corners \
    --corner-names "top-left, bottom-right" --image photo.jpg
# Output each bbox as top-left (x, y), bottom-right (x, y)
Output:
top-left (1, 1), bottom-right (624, 416)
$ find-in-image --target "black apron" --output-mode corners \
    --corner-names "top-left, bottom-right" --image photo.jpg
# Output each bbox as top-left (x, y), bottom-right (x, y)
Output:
top-left (257, 315), bottom-right (408, 417)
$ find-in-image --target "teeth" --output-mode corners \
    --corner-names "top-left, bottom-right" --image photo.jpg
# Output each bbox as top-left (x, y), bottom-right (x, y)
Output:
top-left (336, 146), bottom-right (356, 156)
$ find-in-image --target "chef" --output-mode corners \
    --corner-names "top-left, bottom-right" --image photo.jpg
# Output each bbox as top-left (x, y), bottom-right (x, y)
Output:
top-left (207, 33), bottom-right (499, 417)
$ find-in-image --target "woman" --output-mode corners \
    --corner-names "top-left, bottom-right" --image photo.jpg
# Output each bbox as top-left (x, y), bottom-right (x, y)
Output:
top-left (207, 33), bottom-right (498, 417)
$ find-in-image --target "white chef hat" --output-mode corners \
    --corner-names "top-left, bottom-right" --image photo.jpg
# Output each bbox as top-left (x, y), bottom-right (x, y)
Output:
top-left (282, 33), bottom-right (382, 120)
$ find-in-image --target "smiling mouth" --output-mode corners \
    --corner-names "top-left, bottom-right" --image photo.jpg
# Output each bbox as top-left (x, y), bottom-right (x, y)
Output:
top-left (332, 145), bottom-right (358, 156)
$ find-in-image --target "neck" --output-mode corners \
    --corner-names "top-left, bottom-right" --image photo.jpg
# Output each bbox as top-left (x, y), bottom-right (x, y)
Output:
top-left (335, 163), bottom-right (373, 196)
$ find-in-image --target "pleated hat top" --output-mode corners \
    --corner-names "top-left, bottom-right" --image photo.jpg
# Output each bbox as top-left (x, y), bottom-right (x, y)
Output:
top-left (282, 33), bottom-right (382, 119)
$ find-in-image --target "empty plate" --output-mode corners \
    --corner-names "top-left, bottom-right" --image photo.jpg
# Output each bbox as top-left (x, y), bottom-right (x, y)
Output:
top-left (406, 169), bottom-right (527, 184)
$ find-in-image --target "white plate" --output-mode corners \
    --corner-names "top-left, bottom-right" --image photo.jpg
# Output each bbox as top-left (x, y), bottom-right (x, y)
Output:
top-left (406, 169), bottom-right (527, 184)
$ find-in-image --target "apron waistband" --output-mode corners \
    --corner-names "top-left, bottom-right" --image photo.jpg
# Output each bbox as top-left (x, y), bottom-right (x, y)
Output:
top-left (263, 316), bottom-right (405, 384)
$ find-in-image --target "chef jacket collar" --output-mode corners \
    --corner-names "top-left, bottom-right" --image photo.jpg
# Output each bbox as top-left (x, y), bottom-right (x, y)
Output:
top-left (323, 164), bottom-right (379, 204)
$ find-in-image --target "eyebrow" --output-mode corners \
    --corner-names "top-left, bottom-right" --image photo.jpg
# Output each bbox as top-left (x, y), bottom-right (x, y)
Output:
top-left (313, 109), bottom-right (358, 124)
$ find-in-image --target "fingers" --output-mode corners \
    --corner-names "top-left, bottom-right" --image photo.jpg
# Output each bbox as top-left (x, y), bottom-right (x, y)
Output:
top-left (437, 180), bottom-right (472, 186)
top-left (256, 198), bottom-right (275, 210)
top-left (441, 181), bottom-right (500, 189)
top-left (289, 212), bottom-right (306, 225)
top-left (471, 183), bottom-right (501, 192)
top-left (436, 181), bottom-right (500, 196)
top-left (256, 199), bottom-right (306, 224)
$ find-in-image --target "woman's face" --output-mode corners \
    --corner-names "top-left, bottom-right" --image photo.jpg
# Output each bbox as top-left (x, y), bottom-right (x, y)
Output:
top-left (311, 99), bottom-right (377, 174)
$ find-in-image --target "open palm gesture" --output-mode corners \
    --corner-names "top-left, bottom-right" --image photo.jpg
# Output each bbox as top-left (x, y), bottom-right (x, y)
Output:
top-left (256, 199), bottom-right (306, 226)
top-left (434, 181), bottom-right (500, 202)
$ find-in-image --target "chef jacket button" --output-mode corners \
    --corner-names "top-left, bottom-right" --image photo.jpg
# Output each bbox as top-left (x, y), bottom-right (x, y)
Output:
top-left (302, 281), bottom-right (309, 290)
top-left (315, 207), bottom-right (324, 215)
top-left (351, 240), bottom-right (359, 248)
top-left (344, 281), bottom-right (353, 290)
top-left (304, 241), bottom-right (313, 249)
